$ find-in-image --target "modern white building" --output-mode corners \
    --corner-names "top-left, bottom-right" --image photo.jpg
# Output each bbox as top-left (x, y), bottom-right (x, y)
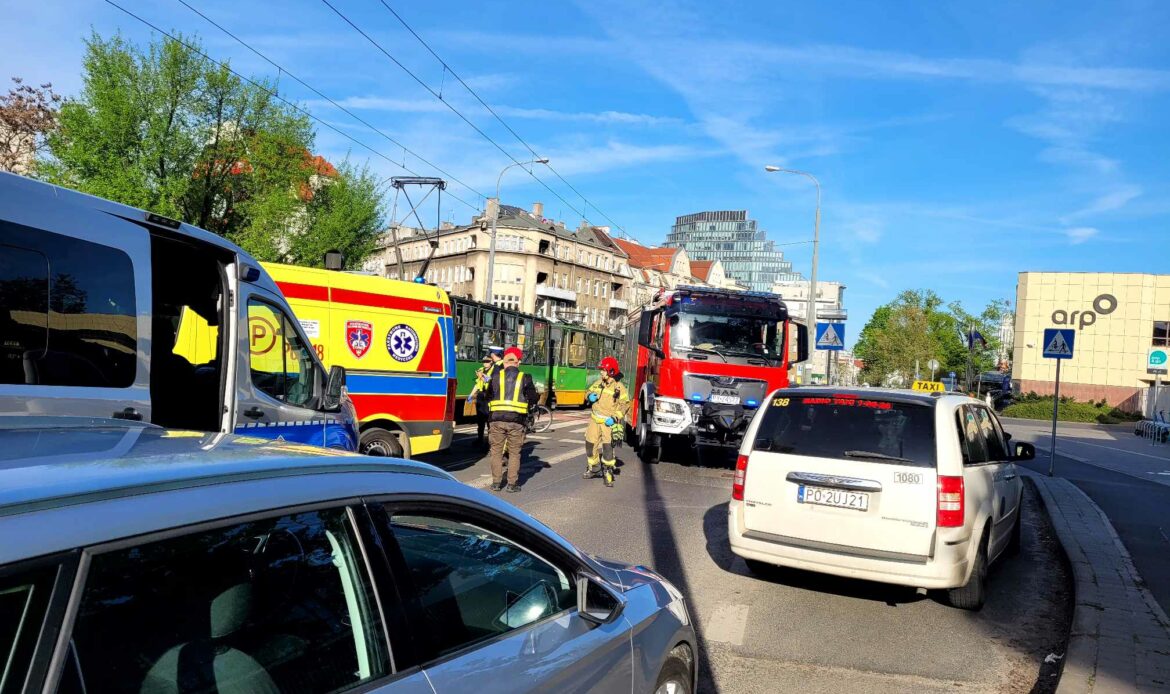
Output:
top-left (771, 279), bottom-right (848, 384)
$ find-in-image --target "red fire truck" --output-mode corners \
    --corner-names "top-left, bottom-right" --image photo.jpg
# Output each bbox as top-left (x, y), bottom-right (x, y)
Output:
top-left (623, 285), bottom-right (808, 463)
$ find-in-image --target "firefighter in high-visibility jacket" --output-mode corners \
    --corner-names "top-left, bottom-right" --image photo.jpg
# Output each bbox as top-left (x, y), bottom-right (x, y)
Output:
top-left (582, 356), bottom-right (631, 488)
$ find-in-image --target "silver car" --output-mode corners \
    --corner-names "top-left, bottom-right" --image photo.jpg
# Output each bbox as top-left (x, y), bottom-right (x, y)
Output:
top-left (0, 419), bottom-right (696, 694)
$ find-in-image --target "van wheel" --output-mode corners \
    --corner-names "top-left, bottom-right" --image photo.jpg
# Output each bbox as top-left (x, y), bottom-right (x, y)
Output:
top-left (360, 428), bottom-right (406, 459)
top-left (947, 536), bottom-right (988, 611)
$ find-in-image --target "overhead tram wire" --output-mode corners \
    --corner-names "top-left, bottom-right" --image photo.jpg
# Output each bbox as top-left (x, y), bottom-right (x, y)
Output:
top-left (103, 0), bottom-right (483, 213)
top-left (319, 0), bottom-right (598, 230)
top-left (376, 0), bottom-right (635, 240)
top-left (173, 0), bottom-right (486, 209)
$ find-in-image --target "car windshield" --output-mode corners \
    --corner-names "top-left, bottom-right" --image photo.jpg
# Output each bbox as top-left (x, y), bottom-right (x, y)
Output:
top-left (669, 312), bottom-right (782, 360)
top-left (754, 394), bottom-right (937, 468)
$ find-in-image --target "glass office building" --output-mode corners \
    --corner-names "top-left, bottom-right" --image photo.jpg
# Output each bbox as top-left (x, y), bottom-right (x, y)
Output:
top-left (665, 210), bottom-right (803, 291)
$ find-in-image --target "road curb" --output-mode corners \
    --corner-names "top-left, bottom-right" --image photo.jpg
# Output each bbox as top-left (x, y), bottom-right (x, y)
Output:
top-left (1023, 470), bottom-right (1170, 693)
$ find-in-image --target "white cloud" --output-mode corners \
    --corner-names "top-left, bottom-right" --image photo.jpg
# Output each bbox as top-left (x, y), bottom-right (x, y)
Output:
top-left (1065, 227), bottom-right (1099, 244)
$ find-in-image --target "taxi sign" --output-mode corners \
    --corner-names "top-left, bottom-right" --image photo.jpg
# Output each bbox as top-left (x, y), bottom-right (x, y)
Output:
top-left (911, 380), bottom-right (945, 393)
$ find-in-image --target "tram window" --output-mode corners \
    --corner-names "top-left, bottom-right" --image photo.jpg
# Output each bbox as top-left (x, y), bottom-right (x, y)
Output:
top-left (586, 333), bottom-right (601, 366)
top-left (529, 321), bottom-right (548, 364)
top-left (567, 331), bottom-right (587, 368)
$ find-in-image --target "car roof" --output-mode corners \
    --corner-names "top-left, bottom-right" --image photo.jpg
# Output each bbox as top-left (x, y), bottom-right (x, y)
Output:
top-left (0, 421), bottom-right (452, 518)
top-left (774, 386), bottom-right (980, 408)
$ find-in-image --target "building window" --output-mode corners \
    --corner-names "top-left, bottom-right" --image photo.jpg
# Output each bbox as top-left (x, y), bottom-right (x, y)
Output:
top-left (1155, 321), bottom-right (1169, 347)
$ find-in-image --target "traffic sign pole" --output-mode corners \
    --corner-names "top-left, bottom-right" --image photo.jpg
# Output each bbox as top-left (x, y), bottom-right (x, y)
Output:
top-left (1049, 358), bottom-right (1061, 477)
top-left (1041, 328), bottom-right (1076, 477)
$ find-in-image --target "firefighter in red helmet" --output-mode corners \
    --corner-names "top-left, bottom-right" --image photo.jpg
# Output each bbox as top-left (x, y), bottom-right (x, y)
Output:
top-left (582, 356), bottom-right (630, 487)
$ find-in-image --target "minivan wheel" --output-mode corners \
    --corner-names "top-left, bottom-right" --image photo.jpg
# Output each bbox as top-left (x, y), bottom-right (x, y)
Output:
top-left (360, 428), bottom-right (405, 458)
top-left (652, 653), bottom-right (692, 694)
top-left (947, 538), bottom-right (988, 611)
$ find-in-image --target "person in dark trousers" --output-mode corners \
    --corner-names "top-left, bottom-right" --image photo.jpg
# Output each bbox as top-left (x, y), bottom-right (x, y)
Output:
top-left (474, 346), bottom-right (503, 447)
top-left (486, 346), bottom-right (538, 493)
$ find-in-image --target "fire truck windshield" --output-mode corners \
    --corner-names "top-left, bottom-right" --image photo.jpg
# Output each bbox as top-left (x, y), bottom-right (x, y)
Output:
top-left (668, 311), bottom-right (784, 362)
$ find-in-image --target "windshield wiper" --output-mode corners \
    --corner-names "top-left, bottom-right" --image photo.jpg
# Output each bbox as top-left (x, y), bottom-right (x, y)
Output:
top-left (843, 450), bottom-right (913, 463)
top-left (684, 346), bottom-right (728, 363)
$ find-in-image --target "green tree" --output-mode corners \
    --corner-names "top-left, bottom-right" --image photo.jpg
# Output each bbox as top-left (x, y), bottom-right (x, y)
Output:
top-left (41, 32), bottom-right (384, 268)
top-left (856, 289), bottom-right (1011, 388)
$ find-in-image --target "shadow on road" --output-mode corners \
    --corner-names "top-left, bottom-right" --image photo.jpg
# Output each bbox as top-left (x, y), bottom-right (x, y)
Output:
top-left (642, 460), bottom-right (720, 692)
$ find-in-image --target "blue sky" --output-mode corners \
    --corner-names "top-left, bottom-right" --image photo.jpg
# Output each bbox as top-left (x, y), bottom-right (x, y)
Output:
top-left (4, 0), bottom-right (1169, 345)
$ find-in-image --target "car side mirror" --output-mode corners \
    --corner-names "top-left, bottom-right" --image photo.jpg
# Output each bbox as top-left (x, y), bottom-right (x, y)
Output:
top-left (1012, 441), bottom-right (1035, 461)
top-left (577, 574), bottom-right (625, 625)
top-left (323, 365), bottom-right (346, 411)
top-left (754, 437), bottom-right (772, 451)
top-left (792, 323), bottom-right (809, 364)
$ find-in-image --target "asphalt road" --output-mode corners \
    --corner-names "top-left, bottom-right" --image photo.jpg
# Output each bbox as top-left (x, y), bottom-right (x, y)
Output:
top-left (418, 412), bottom-right (1071, 693)
top-left (1003, 418), bottom-right (1170, 617)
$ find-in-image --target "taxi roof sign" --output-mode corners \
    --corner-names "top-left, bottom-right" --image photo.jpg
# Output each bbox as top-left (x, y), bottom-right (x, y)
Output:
top-left (911, 380), bottom-right (946, 393)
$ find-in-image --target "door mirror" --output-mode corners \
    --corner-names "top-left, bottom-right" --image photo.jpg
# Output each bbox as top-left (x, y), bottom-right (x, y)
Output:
top-left (1012, 441), bottom-right (1035, 461)
top-left (791, 323), bottom-right (810, 364)
top-left (323, 365), bottom-right (346, 411)
top-left (637, 311), bottom-right (656, 351)
top-left (576, 574), bottom-right (625, 625)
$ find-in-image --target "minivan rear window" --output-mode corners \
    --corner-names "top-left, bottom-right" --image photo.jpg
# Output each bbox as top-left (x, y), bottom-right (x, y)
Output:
top-left (1, 222), bottom-right (137, 388)
top-left (754, 394), bottom-right (937, 468)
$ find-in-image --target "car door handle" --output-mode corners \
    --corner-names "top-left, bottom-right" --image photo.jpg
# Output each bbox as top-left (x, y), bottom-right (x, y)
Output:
top-left (243, 406), bottom-right (265, 420)
top-left (112, 407), bottom-right (143, 421)
top-left (1002, 473), bottom-right (1017, 481)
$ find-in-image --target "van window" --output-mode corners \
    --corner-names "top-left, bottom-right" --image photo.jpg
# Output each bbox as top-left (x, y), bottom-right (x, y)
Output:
top-left (957, 405), bottom-right (991, 464)
top-left (1, 223), bottom-right (137, 388)
top-left (754, 394), bottom-right (937, 468)
top-left (248, 299), bottom-right (317, 408)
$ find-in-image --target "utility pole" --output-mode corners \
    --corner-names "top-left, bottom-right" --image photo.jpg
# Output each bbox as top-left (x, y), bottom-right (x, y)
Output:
top-left (765, 166), bottom-right (821, 382)
top-left (486, 158), bottom-right (549, 303)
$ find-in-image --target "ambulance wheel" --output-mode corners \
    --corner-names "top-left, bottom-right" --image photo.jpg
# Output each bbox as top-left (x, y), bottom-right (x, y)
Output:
top-left (360, 428), bottom-right (409, 459)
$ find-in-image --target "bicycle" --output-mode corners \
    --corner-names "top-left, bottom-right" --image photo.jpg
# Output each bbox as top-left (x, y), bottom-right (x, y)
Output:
top-left (527, 404), bottom-right (553, 434)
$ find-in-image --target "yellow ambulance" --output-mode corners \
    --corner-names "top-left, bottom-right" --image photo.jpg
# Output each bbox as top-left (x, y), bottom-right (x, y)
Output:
top-left (258, 264), bottom-right (457, 458)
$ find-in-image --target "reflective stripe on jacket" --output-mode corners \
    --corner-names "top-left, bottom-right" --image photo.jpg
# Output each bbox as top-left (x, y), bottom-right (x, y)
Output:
top-left (489, 367), bottom-right (528, 414)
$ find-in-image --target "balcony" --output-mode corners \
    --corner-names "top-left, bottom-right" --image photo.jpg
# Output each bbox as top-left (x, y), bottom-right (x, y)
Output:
top-left (609, 298), bottom-right (628, 311)
top-left (535, 284), bottom-right (577, 302)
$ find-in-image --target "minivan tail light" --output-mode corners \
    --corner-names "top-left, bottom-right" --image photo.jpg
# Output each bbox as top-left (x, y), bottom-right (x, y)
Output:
top-left (937, 475), bottom-right (964, 527)
top-left (732, 454), bottom-right (749, 501)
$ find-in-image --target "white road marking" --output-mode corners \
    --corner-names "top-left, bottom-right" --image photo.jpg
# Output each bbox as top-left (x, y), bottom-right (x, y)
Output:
top-left (1050, 438), bottom-right (1170, 461)
top-left (704, 603), bottom-right (749, 646)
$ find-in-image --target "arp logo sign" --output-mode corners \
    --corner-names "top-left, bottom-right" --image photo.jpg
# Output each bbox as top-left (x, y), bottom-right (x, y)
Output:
top-left (1051, 293), bottom-right (1117, 330)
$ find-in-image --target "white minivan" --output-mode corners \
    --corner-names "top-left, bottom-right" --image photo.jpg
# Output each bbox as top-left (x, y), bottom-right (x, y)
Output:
top-left (728, 387), bottom-right (1033, 610)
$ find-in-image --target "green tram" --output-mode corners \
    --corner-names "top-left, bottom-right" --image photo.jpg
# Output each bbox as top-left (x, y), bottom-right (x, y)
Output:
top-left (451, 297), bottom-right (623, 415)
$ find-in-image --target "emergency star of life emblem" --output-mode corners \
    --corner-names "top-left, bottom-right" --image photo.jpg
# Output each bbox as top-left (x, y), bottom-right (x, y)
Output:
top-left (386, 324), bottom-right (420, 362)
top-left (345, 320), bottom-right (373, 359)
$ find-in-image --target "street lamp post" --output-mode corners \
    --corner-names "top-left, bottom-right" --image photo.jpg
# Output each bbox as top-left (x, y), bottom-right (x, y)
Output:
top-left (485, 158), bottom-right (549, 303)
top-left (765, 165), bottom-right (821, 382)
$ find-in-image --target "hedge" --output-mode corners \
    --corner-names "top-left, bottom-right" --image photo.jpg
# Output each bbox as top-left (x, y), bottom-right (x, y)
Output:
top-left (1001, 398), bottom-right (1143, 424)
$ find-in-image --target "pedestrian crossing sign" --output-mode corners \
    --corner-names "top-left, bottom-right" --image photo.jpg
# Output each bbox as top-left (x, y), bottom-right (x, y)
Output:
top-left (1042, 328), bottom-right (1075, 359)
top-left (815, 322), bottom-right (845, 351)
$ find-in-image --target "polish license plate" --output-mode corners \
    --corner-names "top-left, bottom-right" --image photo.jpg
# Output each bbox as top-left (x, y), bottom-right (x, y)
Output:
top-left (710, 391), bottom-right (739, 405)
top-left (798, 485), bottom-right (870, 511)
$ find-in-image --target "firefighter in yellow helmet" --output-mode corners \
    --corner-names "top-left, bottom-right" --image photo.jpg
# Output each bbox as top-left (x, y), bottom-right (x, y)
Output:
top-left (582, 356), bottom-right (630, 487)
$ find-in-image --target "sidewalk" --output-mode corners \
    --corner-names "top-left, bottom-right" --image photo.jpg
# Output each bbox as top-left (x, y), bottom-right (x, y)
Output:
top-left (1025, 470), bottom-right (1170, 693)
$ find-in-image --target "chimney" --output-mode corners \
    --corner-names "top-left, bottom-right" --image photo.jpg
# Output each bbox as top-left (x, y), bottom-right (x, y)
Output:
top-left (532, 202), bottom-right (544, 219)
